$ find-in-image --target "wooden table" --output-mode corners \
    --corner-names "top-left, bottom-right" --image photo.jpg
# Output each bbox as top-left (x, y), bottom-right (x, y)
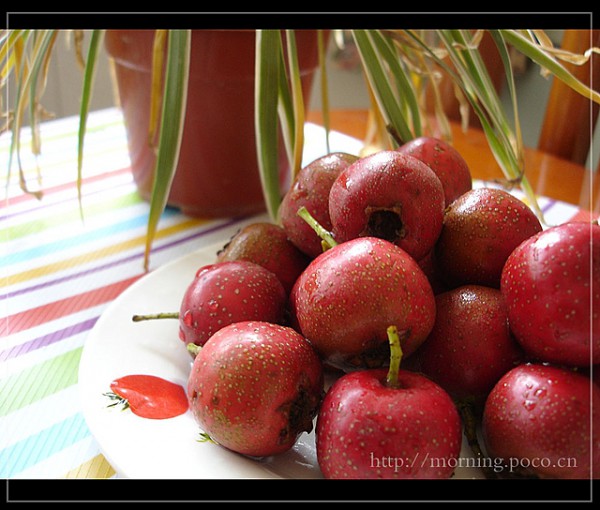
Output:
top-left (1, 106), bottom-right (596, 485)
top-left (307, 109), bottom-right (599, 214)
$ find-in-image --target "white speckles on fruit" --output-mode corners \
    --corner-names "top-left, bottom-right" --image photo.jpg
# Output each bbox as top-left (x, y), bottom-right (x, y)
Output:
top-left (315, 369), bottom-right (462, 479)
top-left (187, 321), bottom-right (323, 458)
top-left (178, 261), bottom-right (287, 348)
top-left (290, 237), bottom-right (435, 370)
top-left (329, 151), bottom-right (445, 261)
top-left (483, 363), bottom-right (598, 479)
top-left (435, 188), bottom-right (542, 288)
top-left (501, 222), bottom-right (600, 366)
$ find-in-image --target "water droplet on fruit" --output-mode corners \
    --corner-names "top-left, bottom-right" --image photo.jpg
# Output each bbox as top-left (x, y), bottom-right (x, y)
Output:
top-left (182, 310), bottom-right (194, 327)
top-left (522, 383), bottom-right (546, 412)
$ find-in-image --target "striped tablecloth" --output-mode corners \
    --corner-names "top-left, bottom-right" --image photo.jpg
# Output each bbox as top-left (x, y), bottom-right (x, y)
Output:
top-left (1, 107), bottom-right (592, 481)
top-left (0, 107), bottom-right (364, 480)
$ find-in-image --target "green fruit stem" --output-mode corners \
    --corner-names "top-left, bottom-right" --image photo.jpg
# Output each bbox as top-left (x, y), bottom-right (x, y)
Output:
top-left (197, 431), bottom-right (217, 444)
top-left (103, 391), bottom-right (130, 411)
top-left (386, 325), bottom-right (403, 389)
top-left (296, 206), bottom-right (338, 251)
top-left (132, 312), bottom-right (179, 322)
top-left (457, 400), bottom-right (498, 480)
top-left (187, 343), bottom-right (202, 357)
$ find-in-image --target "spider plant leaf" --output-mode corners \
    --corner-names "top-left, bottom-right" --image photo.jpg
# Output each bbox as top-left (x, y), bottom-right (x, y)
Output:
top-left (363, 81), bottom-right (394, 153)
top-left (438, 30), bottom-right (510, 136)
top-left (500, 29), bottom-right (600, 105)
top-left (148, 30), bottom-right (167, 146)
top-left (255, 29), bottom-right (282, 222)
top-left (5, 35), bottom-right (23, 177)
top-left (372, 30), bottom-right (422, 138)
top-left (317, 30), bottom-right (331, 154)
top-left (404, 30), bottom-right (543, 219)
top-left (143, 29), bottom-right (191, 271)
top-left (276, 33), bottom-right (294, 172)
top-left (413, 31), bottom-right (520, 174)
top-left (76, 30), bottom-right (102, 218)
top-left (488, 30), bottom-right (524, 169)
top-left (11, 30), bottom-right (28, 82)
top-left (442, 40), bottom-right (522, 181)
top-left (27, 31), bottom-right (57, 155)
top-left (443, 30), bottom-right (499, 108)
top-left (8, 32), bottom-right (44, 199)
top-left (72, 30), bottom-right (86, 70)
top-left (284, 29), bottom-right (305, 180)
top-left (1, 30), bottom-right (27, 86)
top-left (423, 57), bottom-right (455, 140)
top-left (352, 30), bottom-right (413, 145)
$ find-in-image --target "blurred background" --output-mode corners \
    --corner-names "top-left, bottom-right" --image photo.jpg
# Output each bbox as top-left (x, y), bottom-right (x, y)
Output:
top-left (25, 29), bottom-right (600, 173)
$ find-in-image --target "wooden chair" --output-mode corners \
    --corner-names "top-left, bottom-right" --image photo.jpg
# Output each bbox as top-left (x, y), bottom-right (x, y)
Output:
top-left (538, 30), bottom-right (599, 212)
top-left (538, 29), bottom-right (599, 169)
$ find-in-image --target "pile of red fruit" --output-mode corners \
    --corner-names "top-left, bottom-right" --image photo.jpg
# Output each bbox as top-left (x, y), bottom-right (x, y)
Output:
top-left (149, 137), bottom-right (600, 479)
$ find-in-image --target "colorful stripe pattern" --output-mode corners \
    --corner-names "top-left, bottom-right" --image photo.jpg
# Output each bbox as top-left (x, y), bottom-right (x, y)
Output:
top-left (0, 108), bottom-right (265, 478)
top-left (0, 108), bottom-right (593, 479)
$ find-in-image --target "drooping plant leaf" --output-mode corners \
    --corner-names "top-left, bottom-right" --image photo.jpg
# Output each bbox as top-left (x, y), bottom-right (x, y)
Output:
top-left (501, 30), bottom-right (600, 105)
top-left (143, 29), bottom-right (191, 271)
top-left (352, 30), bottom-right (414, 146)
top-left (148, 29), bottom-right (167, 146)
top-left (284, 29), bottom-right (305, 180)
top-left (434, 31), bottom-right (546, 218)
top-left (488, 30), bottom-right (525, 173)
top-left (255, 29), bottom-right (283, 222)
top-left (71, 30), bottom-right (86, 70)
top-left (376, 30), bottom-right (545, 220)
top-left (418, 47), bottom-right (455, 140)
top-left (402, 37), bottom-right (517, 164)
top-left (1, 30), bottom-right (22, 88)
top-left (4, 28), bottom-right (600, 273)
top-left (275, 32), bottom-right (294, 173)
top-left (317, 30), bottom-right (331, 154)
top-left (369, 30), bottom-right (422, 139)
top-left (28, 30), bottom-right (57, 157)
top-left (76, 29), bottom-right (102, 219)
top-left (7, 30), bottom-right (52, 199)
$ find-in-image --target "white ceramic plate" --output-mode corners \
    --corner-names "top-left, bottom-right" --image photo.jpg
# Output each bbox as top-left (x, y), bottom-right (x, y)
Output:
top-left (78, 118), bottom-right (583, 480)
top-left (79, 233), bottom-right (487, 480)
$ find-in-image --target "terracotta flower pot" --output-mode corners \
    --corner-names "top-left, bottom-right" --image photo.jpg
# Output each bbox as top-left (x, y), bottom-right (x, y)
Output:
top-left (105, 30), bottom-right (322, 218)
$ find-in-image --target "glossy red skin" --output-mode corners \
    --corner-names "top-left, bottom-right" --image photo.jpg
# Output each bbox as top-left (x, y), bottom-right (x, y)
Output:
top-left (216, 222), bottom-right (310, 294)
top-left (289, 237), bottom-right (436, 371)
top-left (280, 152), bottom-right (358, 259)
top-left (418, 285), bottom-right (525, 402)
top-left (187, 321), bottom-right (324, 457)
top-left (110, 375), bottom-right (189, 419)
top-left (316, 368), bottom-right (462, 479)
top-left (500, 221), bottom-right (600, 366)
top-left (329, 150), bottom-right (445, 262)
top-left (178, 261), bottom-right (286, 348)
top-left (435, 187), bottom-right (543, 288)
top-left (482, 363), bottom-right (600, 479)
top-left (397, 136), bottom-right (472, 207)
